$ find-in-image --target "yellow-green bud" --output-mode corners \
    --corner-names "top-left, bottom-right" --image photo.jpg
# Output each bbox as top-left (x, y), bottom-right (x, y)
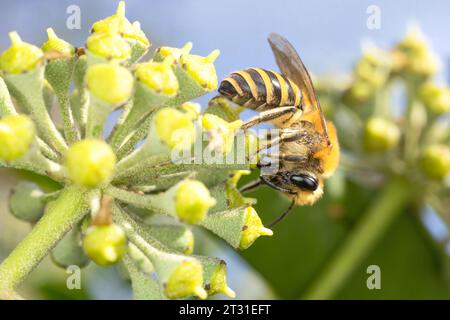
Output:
top-left (393, 28), bottom-right (438, 78)
top-left (180, 101), bottom-right (202, 119)
top-left (345, 80), bottom-right (374, 105)
top-left (158, 42), bottom-right (193, 61)
top-left (420, 144), bottom-right (450, 180)
top-left (175, 180), bottom-right (216, 224)
top-left (239, 207), bottom-right (273, 250)
top-left (135, 58), bottom-right (179, 96)
top-left (65, 139), bottom-right (116, 188)
top-left (154, 108), bottom-right (195, 149)
top-left (0, 114), bottom-right (35, 161)
top-left (206, 262), bottom-right (236, 298)
top-left (85, 63), bottom-right (134, 105)
top-left (165, 260), bottom-right (207, 300)
top-left (86, 30), bottom-right (131, 61)
top-left (355, 47), bottom-right (391, 88)
top-left (41, 28), bottom-right (75, 56)
top-left (201, 113), bottom-right (242, 153)
top-left (364, 117), bottom-right (400, 152)
top-left (91, 1), bottom-right (149, 47)
top-left (0, 32), bottom-right (43, 74)
top-left (83, 224), bottom-right (127, 266)
top-left (180, 50), bottom-right (220, 90)
top-left (418, 82), bottom-right (450, 115)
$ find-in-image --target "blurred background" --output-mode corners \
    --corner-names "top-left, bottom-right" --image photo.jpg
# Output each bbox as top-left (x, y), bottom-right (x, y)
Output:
top-left (0, 0), bottom-right (449, 299)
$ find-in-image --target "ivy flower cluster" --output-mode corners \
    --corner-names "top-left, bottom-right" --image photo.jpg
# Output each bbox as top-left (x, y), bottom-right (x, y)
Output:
top-left (0, 2), bottom-right (272, 300)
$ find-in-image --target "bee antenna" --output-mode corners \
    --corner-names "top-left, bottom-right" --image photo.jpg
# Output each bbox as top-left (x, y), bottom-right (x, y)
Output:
top-left (267, 199), bottom-right (295, 227)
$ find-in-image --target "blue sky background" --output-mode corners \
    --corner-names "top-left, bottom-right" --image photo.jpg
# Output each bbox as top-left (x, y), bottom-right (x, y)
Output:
top-left (1, 0), bottom-right (449, 81)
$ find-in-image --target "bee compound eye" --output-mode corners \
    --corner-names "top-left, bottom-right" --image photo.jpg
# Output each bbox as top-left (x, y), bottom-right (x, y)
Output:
top-left (290, 174), bottom-right (318, 191)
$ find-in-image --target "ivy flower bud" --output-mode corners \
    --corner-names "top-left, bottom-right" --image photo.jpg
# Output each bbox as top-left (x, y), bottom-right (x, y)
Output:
top-left (393, 28), bottom-right (438, 78)
top-left (344, 80), bottom-right (374, 105)
top-left (239, 207), bottom-right (273, 250)
top-left (180, 101), bottom-right (202, 119)
top-left (175, 180), bottom-right (216, 224)
top-left (91, 1), bottom-right (149, 48)
top-left (82, 224), bottom-right (127, 266)
top-left (135, 58), bottom-right (179, 96)
top-left (85, 63), bottom-right (134, 105)
top-left (165, 260), bottom-right (207, 300)
top-left (420, 144), bottom-right (450, 181)
top-left (158, 42), bottom-right (193, 61)
top-left (41, 28), bottom-right (75, 57)
top-left (0, 114), bottom-right (35, 161)
top-left (355, 46), bottom-right (391, 88)
top-left (180, 50), bottom-right (220, 90)
top-left (9, 182), bottom-right (45, 222)
top-left (202, 113), bottom-right (243, 153)
top-left (154, 108), bottom-right (195, 149)
top-left (418, 82), bottom-right (450, 115)
top-left (208, 263), bottom-right (236, 298)
top-left (65, 139), bottom-right (117, 188)
top-left (86, 30), bottom-right (131, 61)
top-left (0, 32), bottom-right (44, 74)
top-left (363, 117), bottom-right (400, 152)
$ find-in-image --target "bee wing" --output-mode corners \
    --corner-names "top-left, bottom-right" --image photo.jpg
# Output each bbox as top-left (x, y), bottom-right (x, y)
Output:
top-left (268, 33), bottom-right (330, 145)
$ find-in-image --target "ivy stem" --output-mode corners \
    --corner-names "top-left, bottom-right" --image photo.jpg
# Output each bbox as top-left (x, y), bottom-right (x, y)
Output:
top-left (55, 91), bottom-right (79, 144)
top-left (302, 177), bottom-right (412, 299)
top-left (0, 186), bottom-right (88, 298)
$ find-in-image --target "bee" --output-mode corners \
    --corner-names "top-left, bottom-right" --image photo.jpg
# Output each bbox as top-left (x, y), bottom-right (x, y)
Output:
top-left (218, 33), bottom-right (340, 226)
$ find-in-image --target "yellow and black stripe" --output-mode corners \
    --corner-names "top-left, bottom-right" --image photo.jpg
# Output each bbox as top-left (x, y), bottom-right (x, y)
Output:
top-left (219, 68), bottom-right (301, 111)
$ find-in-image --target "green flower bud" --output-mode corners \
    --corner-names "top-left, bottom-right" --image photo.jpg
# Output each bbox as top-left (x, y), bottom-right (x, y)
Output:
top-left (86, 30), bottom-right (131, 61)
top-left (91, 1), bottom-right (149, 48)
top-left (205, 261), bottom-right (235, 298)
top-left (65, 139), bottom-right (117, 188)
top-left (0, 32), bottom-right (44, 74)
top-left (179, 49), bottom-right (220, 90)
top-left (239, 207), bottom-right (273, 250)
top-left (393, 28), bottom-right (438, 78)
top-left (180, 101), bottom-right (202, 119)
top-left (420, 144), bottom-right (450, 180)
top-left (355, 46), bottom-right (391, 88)
top-left (154, 108), bottom-right (195, 149)
top-left (202, 113), bottom-right (243, 154)
top-left (0, 114), bottom-right (35, 161)
top-left (418, 82), bottom-right (450, 115)
top-left (364, 117), bottom-right (400, 152)
top-left (41, 28), bottom-right (75, 57)
top-left (85, 63), bottom-right (134, 105)
top-left (165, 260), bottom-right (207, 300)
top-left (175, 180), bottom-right (216, 224)
top-left (158, 42), bottom-right (193, 61)
top-left (83, 224), bottom-right (127, 266)
top-left (9, 182), bottom-right (45, 222)
top-left (135, 58), bottom-right (179, 96)
top-left (197, 255), bottom-right (236, 298)
top-left (344, 80), bottom-right (374, 106)
top-left (51, 226), bottom-right (89, 268)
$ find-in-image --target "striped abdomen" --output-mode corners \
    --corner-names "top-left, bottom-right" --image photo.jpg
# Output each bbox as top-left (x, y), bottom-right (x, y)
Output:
top-left (218, 68), bottom-right (301, 111)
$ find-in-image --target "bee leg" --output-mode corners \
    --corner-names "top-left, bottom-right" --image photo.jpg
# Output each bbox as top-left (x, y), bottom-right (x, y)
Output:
top-left (267, 199), bottom-right (296, 227)
top-left (241, 106), bottom-right (297, 130)
top-left (258, 129), bottom-right (307, 153)
top-left (239, 179), bottom-right (263, 193)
